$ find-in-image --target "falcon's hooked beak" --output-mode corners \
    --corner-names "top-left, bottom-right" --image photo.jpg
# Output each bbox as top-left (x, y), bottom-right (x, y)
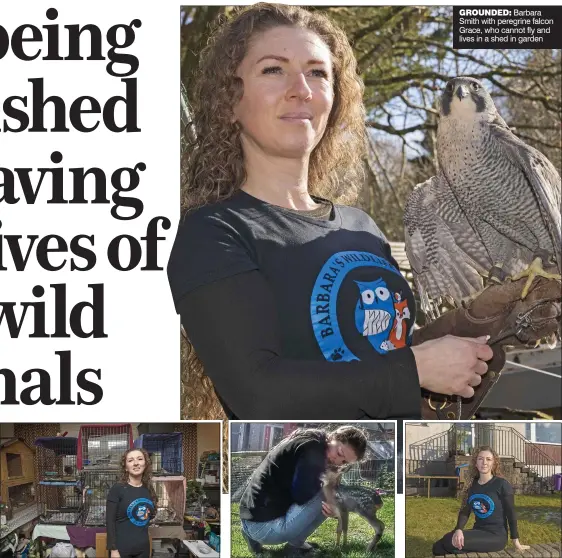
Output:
top-left (456, 85), bottom-right (468, 101)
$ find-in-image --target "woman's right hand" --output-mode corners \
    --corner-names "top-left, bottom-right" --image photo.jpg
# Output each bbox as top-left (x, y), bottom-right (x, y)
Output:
top-left (452, 529), bottom-right (464, 550)
top-left (412, 335), bottom-right (493, 398)
top-left (110, 551), bottom-right (121, 558)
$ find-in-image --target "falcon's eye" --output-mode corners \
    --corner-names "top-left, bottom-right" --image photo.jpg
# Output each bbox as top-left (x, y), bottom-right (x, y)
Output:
top-left (446, 82), bottom-right (454, 92)
top-left (472, 82), bottom-right (480, 91)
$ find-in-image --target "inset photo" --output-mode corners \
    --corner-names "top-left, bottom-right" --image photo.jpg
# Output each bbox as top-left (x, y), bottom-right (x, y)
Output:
top-left (405, 421), bottom-right (562, 557)
top-left (0, 422), bottom-right (221, 557)
top-left (176, 4), bottom-right (562, 425)
top-left (230, 421), bottom-right (395, 557)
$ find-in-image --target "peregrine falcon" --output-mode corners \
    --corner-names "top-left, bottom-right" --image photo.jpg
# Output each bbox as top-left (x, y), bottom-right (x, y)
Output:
top-left (404, 76), bottom-right (561, 319)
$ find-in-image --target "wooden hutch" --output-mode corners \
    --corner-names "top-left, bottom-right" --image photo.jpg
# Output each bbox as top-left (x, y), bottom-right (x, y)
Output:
top-left (0, 438), bottom-right (36, 517)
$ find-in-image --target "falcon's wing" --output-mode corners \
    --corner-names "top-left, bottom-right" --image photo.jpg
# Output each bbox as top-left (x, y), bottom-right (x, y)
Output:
top-left (489, 119), bottom-right (562, 273)
top-left (404, 174), bottom-right (490, 321)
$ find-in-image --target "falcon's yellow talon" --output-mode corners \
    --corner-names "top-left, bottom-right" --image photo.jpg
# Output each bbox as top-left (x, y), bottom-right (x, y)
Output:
top-left (521, 277), bottom-right (533, 300)
top-left (510, 257), bottom-right (562, 300)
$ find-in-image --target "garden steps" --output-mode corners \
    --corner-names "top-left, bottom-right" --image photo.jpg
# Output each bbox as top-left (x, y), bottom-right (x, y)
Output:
top-left (432, 542), bottom-right (562, 557)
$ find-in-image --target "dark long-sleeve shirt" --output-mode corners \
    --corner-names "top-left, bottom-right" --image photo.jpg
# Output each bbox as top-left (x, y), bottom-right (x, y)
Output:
top-left (239, 435), bottom-right (328, 522)
top-left (455, 476), bottom-right (519, 539)
top-left (168, 191), bottom-right (421, 419)
top-left (106, 482), bottom-right (155, 554)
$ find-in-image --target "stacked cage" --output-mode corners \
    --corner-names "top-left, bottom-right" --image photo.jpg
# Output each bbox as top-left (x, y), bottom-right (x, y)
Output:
top-left (78, 424), bottom-right (133, 526)
top-left (134, 433), bottom-right (185, 525)
top-left (151, 477), bottom-right (186, 525)
top-left (35, 437), bottom-right (81, 525)
top-left (134, 433), bottom-right (183, 476)
top-left (81, 469), bottom-right (121, 526)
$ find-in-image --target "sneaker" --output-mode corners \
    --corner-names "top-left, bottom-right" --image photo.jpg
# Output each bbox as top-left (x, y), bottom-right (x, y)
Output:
top-left (242, 529), bottom-right (263, 555)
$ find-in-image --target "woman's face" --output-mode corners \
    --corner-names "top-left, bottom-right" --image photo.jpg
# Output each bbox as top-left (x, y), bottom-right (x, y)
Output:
top-left (233, 25), bottom-right (334, 160)
top-left (476, 450), bottom-right (495, 474)
top-left (327, 440), bottom-right (358, 467)
top-left (125, 450), bottom-right (146, 477)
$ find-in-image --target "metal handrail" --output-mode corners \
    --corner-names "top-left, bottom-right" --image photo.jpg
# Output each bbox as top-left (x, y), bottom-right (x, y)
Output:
top-left (493, 425), bottom-right (556, 463)
top-left (409, 425), bottom-right (457, 461)
top-left (410, 425), bottom-right (456, 448)
top-left (481, 424), bottom-right (557, 491)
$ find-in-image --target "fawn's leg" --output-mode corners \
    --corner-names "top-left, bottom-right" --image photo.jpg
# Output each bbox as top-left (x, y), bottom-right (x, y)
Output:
top-left (341, 509), bottom-right (349, 546)
top-left (365, 516), bottom-right (385, 552)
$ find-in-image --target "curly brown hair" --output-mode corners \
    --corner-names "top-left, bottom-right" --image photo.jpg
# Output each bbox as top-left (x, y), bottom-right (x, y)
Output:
top-left (180, 3), bottom-right (367, 419)
top-left (460, 445), bottom-right (503, 507)
top-left (120, 448), bottom-right (158, 509)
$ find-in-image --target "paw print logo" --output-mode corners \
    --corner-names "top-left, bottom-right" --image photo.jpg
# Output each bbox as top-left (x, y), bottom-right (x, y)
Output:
top-left (380, 340), bottom-right (395, 351)
top-left (330, 348), bottom-right (345, 361)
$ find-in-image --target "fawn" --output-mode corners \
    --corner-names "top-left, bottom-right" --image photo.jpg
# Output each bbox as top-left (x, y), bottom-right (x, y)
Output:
top-left (322, 468), bottom-right (385, 553)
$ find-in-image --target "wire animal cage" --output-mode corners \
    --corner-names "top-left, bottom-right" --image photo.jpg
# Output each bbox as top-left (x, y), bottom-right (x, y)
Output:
top-left (81, 470), bottom-right (121, 526)
top-left (34, 437), bottom-right (82, 524)
top-left (341, 458), bottom-right (395, 491)
top-left (152, 476), bottom-right (186, 525)
top-left (35, 437), bottom-right (78, 480)
top-left (37, 483), bottom-right (82, 525)
top-left (134, 433), bottom-right (183, 476)
top-left (77, 424), bottom-right (133, 471)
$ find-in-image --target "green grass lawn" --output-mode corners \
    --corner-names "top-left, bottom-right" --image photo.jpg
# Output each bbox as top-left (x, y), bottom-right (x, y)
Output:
top-left (406, 493), bottom-right (562, 558)
top-left (231, 496), bottom-right (395, 558)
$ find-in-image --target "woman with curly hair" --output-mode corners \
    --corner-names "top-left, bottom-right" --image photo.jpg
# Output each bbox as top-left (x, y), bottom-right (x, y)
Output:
top-left (106, 448), bottom-right (157, 558)
top-left (168, 3), bottom-right (493, 420)
top-left (240, 425), bottom-right (367, 555)
top-left (432, 446), bottom-right (529, 555)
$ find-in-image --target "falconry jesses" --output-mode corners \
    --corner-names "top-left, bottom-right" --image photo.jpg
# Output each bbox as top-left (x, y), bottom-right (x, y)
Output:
top-left (404, 76), bottom-right (562, 321)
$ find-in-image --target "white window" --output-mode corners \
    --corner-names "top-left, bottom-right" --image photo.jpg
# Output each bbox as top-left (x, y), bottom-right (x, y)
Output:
top-left (525, 423), bottom-right (561, 444)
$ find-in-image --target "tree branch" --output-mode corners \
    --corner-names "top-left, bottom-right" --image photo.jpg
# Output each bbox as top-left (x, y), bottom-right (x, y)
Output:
top-left (486, 75), bottom-right (560, 113)
top-left (366, 133), bottom-right (404, 211)
top-left (365, 68), bottom-right (561, 88)
top-left (366, 121), bottom-right (435, 135)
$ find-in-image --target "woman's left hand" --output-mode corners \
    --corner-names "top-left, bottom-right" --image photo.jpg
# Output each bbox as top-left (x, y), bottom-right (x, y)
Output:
top-left (513, 539), bottom-right (530, 552)
top-left (321, 501), bottom-right (337, 518)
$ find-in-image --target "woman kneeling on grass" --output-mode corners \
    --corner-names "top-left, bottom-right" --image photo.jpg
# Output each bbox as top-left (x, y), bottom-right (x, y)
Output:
top-left (239, 426), bottom-right (367, 556)
top-left (432, 446), bottom-right (529, 556)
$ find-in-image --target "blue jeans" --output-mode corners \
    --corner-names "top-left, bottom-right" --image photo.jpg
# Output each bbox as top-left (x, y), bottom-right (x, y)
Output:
top-left (241, 490), bottom-right (326, 547)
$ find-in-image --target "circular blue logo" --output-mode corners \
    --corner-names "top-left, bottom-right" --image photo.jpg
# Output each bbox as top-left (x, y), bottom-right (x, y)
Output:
top-left (127, 498), bottom-right (154, 527)
top-left (310, 251), bottom-right (413, 361)
top-left (468, 493), bottom-right (495, 519)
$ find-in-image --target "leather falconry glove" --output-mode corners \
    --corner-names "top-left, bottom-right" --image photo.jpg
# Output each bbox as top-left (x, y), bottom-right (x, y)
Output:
top-left (412, 270), bottom-right (561, 420)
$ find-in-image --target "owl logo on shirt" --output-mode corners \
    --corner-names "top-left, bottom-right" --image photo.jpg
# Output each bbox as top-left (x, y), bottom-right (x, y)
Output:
top-left (468, 494), bottom-right (495, 519)
top-left (127, 498), bottom-right (154, 527)
top-left (354, 279), bottom-right (395, 354)
top-left (473, 500), bottom-right (488, 513)
top-left (136, 505), bottom-right (150, 521)
top-left (310, 250), bottom-right (415, 362)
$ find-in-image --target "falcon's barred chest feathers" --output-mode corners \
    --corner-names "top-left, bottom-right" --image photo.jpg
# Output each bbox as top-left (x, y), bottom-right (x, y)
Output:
top-left (404, 76), bottom-right (561, 320)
